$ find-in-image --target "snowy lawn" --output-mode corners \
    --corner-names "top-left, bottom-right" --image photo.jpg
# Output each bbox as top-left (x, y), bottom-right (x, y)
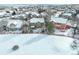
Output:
top-left (0, 34), bottom-right (77, 55)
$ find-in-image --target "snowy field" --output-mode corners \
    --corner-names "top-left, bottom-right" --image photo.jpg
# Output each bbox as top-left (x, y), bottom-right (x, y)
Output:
top-left (0, 34), bottom-right (77, 55)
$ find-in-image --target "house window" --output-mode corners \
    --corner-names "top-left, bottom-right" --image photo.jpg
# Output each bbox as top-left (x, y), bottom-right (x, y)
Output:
top-left (3, 26), bottom-right (6, 31)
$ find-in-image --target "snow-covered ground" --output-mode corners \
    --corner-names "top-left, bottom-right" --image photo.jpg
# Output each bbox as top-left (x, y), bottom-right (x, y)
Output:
top-left (0, 34), bottom-right (77, 55)
top-left (54, 28), bottom-right (74, 37)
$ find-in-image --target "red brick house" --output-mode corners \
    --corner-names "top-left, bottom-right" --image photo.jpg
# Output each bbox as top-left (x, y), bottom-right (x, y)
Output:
top-left (50, 16), bottom-right (71, 32)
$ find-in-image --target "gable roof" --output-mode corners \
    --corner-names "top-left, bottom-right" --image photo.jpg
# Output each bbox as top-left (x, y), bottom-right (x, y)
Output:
top-left (51, 16), bottom-right (68, 24)
top-left (7, 20), bottom-right (23, 28)
top-left (62, 13), bottom-right (72, 17)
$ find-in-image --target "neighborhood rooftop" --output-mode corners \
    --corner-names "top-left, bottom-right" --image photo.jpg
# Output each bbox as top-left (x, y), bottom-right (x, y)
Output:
top-left (51, 17), bottom-right (68, 24)
top-left (30, 18), bottom-right (45, 23)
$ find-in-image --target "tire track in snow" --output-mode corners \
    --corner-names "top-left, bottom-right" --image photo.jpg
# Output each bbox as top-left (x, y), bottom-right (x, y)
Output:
top-left (23, 35), bottom-right (48, 45)
top-left (7, 34), bottom-right (49, 54)
top-left (0, 34), bottom-right (19, 43)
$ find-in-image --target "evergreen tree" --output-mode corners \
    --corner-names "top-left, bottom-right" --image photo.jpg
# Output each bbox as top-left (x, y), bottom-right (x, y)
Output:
top-left (12, 11), bottom-right (16, 15)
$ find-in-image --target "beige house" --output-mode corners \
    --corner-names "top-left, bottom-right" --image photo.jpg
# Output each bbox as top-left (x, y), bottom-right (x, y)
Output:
top-left (29, 18), bottom-right (46, 33)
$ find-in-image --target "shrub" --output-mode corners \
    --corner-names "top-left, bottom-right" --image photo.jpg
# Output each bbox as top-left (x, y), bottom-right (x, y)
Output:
top-left (46, 22), bottom-right (54, 34)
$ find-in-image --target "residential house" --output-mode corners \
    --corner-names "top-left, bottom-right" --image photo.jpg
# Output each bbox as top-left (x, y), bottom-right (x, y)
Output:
top-left (50, 16), bottom-right (72, 32)
top-left (29, 18), bottom-right (46, 33)
top-left (5, 19), bottom-right (29, 34)
top-left (0, 11), bottom-right (6, 18)
top-left (25, 11), bottom-right (40, 18)
top-left (0, 20), bottom-right (8, 32)
top-left (0, 10), bottom-right (12, 18)
top-left (54, 11), bottom-right (63, 18)
top-left (61, 13), bottom-right (72, 19)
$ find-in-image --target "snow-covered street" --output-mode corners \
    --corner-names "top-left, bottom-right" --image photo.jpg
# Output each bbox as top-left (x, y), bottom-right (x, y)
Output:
top-left (0, 34), bottom-right (77, 55)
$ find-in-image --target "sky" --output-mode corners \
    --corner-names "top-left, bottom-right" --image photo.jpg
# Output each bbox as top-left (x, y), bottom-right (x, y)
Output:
top-left (0, 0), bottom-right (79, 7)
top-left (0, 0), bottom-right (79, 4)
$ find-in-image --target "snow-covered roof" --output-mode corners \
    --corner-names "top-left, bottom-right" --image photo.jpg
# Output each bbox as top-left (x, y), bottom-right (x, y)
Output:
top-left (54, 14), bottom-right (60, 17)
top-left (19, 14), bottom-right (26, 17)
top-left (7, 20), bottom-right (23, 28)
top-left (51, 17), bottom-right (68, 24)
top-left (25, 11), bottom-right (40, 16)
top-left (0, 20), bottom-right (8, 27)
top-left (76, 14), bottom-right (79, 18)
top-left (0, 34), bottom-right (76, 55)
top-left (11, 14), bottom-right (26, 18)
top-left (41, 12), bottom-right (47, 16)
top-left (0, 12), bottom-right (6, 16)
top-left (0, 18), bottom-right (3, 21)
top-left (54, 11), bottom-right (62, 17)
top-left (31, 12), bottom-right (40, 16)
top-left (25, 11), bottom-right (31, 14)
top-left (62, 13), bottom-right (72, 17)
top-left (30, 18), bottom-right (45, 23)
